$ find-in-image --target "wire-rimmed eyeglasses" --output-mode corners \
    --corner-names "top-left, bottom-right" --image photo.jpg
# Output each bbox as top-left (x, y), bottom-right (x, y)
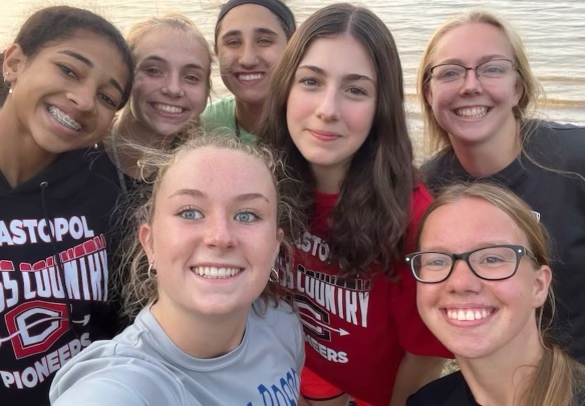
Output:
top-left (405, 244), bottom-right (537, 284)
top-left (430, 59), bottom-right (517, 84)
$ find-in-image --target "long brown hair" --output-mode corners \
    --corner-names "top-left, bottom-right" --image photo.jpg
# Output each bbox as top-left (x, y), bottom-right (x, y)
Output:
top-left (418, 183), bottom-right (585, 406)
top-left (259, 3), bottom-right (416, 278)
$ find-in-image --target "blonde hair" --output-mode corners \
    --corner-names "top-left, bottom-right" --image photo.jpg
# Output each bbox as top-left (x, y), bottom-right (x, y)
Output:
top-left (417, 9), bottom-right (543, 154)
top-left (126, 13), bottom-right (213, 100)
top-left (119, 132), bottom-right (297, 318)
top-left (418, 182), bottom-right (585, 406)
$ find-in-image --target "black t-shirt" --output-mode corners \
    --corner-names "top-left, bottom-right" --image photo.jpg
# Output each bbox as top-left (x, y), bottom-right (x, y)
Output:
top-left (407, 371), bottom-right (479, 406)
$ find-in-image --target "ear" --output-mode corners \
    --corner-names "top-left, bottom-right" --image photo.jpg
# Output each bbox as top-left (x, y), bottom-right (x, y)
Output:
top-left (3, 43), bottom-right (28, 86)
top-left (513, 76), bottom-right (524, 107)
top-left (532, 264), bottom-right (552, 308)
top-left (425, 83), bottom-right (434, 106)
top-left (273, 228), bottom-right (284, 262)
top-left (139, 223), bottom-right (155, 264)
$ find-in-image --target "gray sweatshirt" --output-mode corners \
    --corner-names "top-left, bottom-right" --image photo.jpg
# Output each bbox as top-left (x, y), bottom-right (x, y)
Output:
top-left (49, 301), bottom-right (303, 405)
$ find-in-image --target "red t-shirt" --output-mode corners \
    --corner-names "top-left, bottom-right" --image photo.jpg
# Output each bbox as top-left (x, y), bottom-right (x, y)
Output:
top-left (280, 184), bottom-right (450, 405)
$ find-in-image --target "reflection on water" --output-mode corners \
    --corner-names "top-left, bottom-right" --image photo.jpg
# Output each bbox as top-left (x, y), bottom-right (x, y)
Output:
top-left (2, 0), bottom-right (584, 148)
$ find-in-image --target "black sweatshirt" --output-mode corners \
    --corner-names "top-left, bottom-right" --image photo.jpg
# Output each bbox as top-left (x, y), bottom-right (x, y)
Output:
top-left (0, 147), bottom-right (122, 405)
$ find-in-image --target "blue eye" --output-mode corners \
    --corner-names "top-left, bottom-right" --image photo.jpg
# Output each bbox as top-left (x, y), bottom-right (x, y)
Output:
top-left (180, 209), bottom-right (202, 220)
top-left (235, 211), bottom-right (258, 223)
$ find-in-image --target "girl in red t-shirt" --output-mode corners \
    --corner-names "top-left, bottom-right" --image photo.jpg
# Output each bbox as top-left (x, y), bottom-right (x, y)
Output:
top-left (259, 3), bottom-right (451, 405)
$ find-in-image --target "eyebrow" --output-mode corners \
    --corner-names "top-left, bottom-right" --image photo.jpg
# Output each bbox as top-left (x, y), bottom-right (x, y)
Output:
top-left (170, 189), bottom-right (270, 203)
top-left (437, 54), bottom-right (511, 65)
top-left (297, 65), bottom-right (375, 84)
top-left (221, 27), bottom-right (279, 39)
top-left (59, 50), bottom-right (124, 96)
top-left (142, 55), bottom-right (204, 72)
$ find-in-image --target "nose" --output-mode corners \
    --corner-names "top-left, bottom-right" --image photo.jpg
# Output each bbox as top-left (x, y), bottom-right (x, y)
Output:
top-left (444, 259), bottom-right (482, 293)
top-left (203, 213), bottom-right (235, 250)
top-left (238, 42), bottom-right (259, 68)
top-left (161, 73), bottom-right (185, 98)
top-left (459, 68), bottom-right (482, 95)
top-left (315, 87), bottom-right (339, 122)
top-left (69, 85), bottom-right (96, 113)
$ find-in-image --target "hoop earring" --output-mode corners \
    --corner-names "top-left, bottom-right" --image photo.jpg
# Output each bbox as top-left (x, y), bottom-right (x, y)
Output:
top-left (269, 267), bottom-right (279, 282)
top-left (147, 261), bottom-right (157, 280)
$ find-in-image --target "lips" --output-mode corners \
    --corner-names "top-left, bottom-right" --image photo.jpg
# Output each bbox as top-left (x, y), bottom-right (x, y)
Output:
top-left (446, 308), bottom-right (494, 321)
top-left (309, 130), bottom-right (340, 141)
top-left (454, 106), bottom-right (490, 119)
top-left (47, 105), bottom-right (82, 131)
top-left (191, 266), bottom-right (243, 279)
top-left (236, 73), bottom-right (265, 83)
top-left (151, 103), bottom-right (186, 115)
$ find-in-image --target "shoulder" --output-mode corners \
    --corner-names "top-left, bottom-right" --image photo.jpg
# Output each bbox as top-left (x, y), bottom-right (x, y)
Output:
top-left (201, 96), bottom-right (235, 124)
top-left (51, 325), bottom-right (185, 405)
top-left (420, 148), bottom-right (463, 195)
top-left (525, 120), bottom-right (585, 172)
top-left (407, 371), bottom-right (471, 406)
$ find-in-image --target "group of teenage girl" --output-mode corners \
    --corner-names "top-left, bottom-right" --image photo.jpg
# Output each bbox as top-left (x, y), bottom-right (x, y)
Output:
top-left (1, 0), bottom-right (584, 405)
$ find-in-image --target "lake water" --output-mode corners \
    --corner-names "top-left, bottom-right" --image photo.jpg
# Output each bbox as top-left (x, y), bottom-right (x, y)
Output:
top-left (2, 0), bottom-right (584, 158)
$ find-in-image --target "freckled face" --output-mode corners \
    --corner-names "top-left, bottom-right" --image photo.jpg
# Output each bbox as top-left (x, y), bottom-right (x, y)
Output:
top-left (416, 197), bottom-right (550, 360)
top-left (140, 147), bottom-right (283, 318)
top-left (131, 27), bottom-right (210, 137)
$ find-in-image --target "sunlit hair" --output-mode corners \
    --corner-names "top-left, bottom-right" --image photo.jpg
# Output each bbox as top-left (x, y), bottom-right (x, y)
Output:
top-left (258, 3), bottom-right (416, 278)
top-left (126, 13), bottom-right (213, 101)
top-left (417, 9), bottom-right (543, 154)
top-left (119, 132), bottom-right (298, 318)
top-left (0, 6), bottom-right (134, 108)
top-left (416, 182), bottom-right (585, 405)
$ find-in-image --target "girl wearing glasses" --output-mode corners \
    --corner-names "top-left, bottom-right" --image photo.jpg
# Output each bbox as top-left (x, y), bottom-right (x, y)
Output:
top-left (406, 183), bottom-right (585, 406)
top-left (417, 10), bottom-right (585, 362)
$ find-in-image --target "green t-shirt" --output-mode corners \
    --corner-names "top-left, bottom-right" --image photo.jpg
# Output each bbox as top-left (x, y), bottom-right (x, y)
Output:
top-left (200, 96), bottom-right (256, 144)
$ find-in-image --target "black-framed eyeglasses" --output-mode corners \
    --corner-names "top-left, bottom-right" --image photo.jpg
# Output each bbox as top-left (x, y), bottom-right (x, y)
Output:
top-left (429, 59), bottom-right (517, 83)
top-left (405, 245), bottom-right (537, 284)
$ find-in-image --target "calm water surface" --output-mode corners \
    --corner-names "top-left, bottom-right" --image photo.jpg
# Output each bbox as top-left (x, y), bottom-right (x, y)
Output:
top-left (2, 0), bottom-right (584, 157)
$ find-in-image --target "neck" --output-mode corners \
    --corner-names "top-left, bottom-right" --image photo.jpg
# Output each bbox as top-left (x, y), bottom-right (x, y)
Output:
top-left (151, 299), bottom-right (249, 359)
top-left (456, 322), bottom-right (544, 406)
top-left (452, 118), bottom-right (521, 177)
top-left (311, 163), bottom-right (348, 194)
top-left (109, 108), bottom-right (171, 179)
top-left (234, 98), bottom-right (263, 135)
top-left (0, 100), bottom-right (58, 188)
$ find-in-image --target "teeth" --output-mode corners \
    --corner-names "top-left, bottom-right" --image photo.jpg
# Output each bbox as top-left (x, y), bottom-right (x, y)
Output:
top-left (48, 106), bottom-right (82, 131)
top-left (153, 103), bottom-right (184, 114)
top-left (447, 308), bottom-right (491, 321)
top-left (192, 266), bottom-right (241, 279)
top-left (238, 73), bottom-right (264, 81)
top-left (455, 106), bottom-right (488, 118)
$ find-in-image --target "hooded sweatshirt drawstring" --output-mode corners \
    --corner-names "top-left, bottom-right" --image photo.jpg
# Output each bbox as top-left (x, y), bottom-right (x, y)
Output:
top-left (40, 181), bottom-right (79, 338)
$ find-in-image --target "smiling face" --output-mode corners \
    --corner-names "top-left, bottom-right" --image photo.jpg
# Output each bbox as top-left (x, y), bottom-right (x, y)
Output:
top-left (4, 30), bottom-right (129, 153)
top-left (217, 3), bottom-right (288, 107)
top-left (426, 22), bottom-right (522, 148)
top-left (140, 146), bottom-right (283, 319)
top-left (416, 196), bottom-right (550, 360)
top-left (131, 27), bottom-right (210, 137)
top-left (286, 34), bottom-right (377, 192)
